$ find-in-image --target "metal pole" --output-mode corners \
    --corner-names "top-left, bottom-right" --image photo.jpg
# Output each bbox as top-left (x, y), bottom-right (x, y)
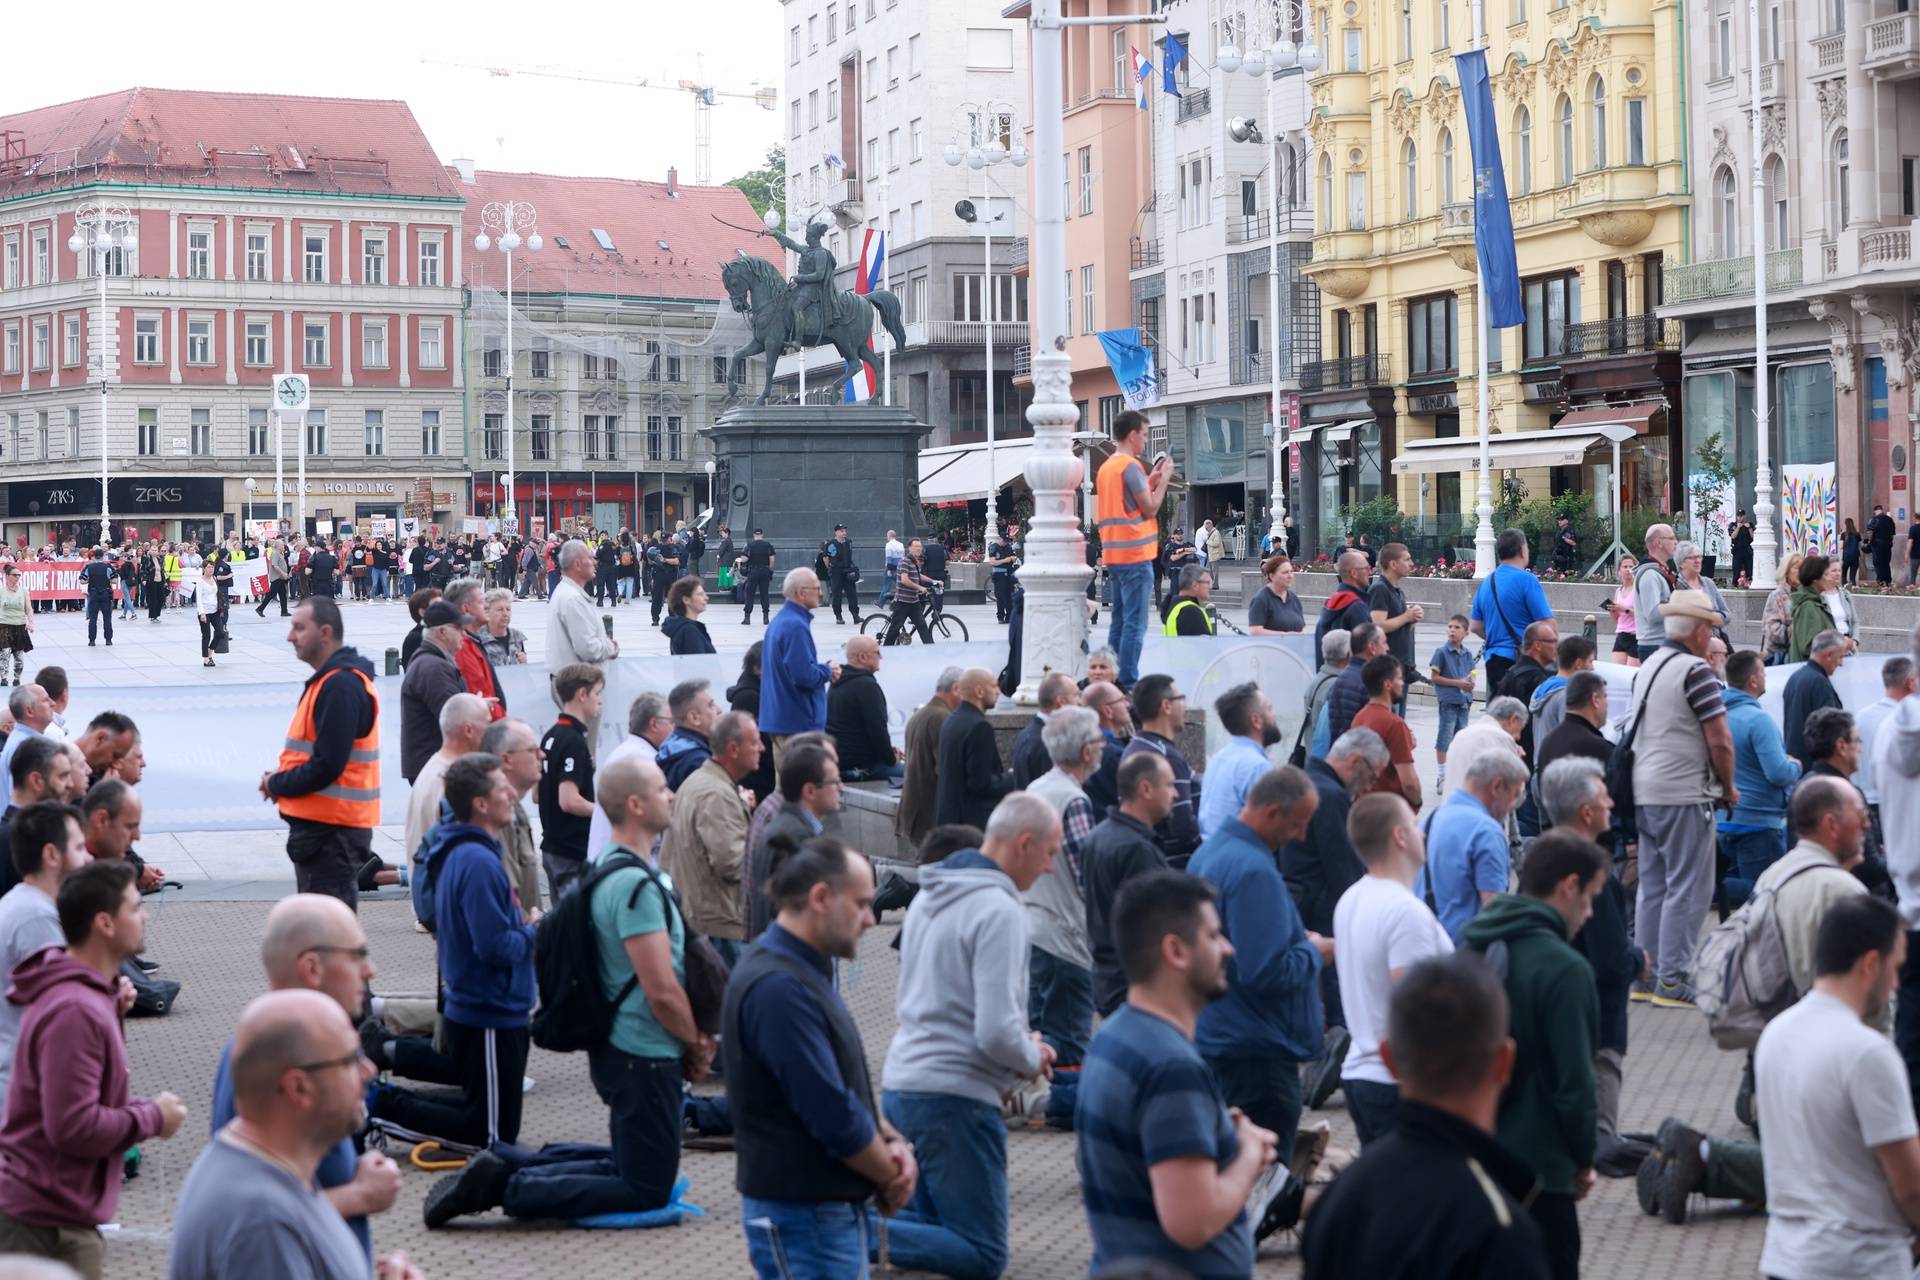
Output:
top-left (297, 400), bottom-right (307, 534)
top-left (1470, 0), bottom-right (1495, 577)
top-left (98, 244), bottom-right (111, 546)
top-left (275, 406), bottom-right (285, 534)
top-left (504, 211), bottom-right (517, 529)
top-left (1266, 69), bottom-right (1286, 558)
top-left (984, 163), bottom-right (999, 541)
top-left (1747, 0), bottom-right (1776, 588)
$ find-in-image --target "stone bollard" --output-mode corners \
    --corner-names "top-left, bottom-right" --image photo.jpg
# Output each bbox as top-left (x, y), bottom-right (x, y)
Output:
top-left (385, 647), bottom-right (401, 676)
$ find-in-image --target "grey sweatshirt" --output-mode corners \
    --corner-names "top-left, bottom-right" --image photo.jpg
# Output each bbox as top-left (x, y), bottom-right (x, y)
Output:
top-left (883, 850), bottom-right (1044, 1107)
top-left (1875, 696), bottom-right (1920, 931)
top-left (0, 882), bottom-right (61, 1104)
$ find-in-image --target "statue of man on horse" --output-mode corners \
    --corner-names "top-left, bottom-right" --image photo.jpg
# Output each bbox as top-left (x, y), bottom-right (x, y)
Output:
top-left (719, 222), bottom-right (907, 406)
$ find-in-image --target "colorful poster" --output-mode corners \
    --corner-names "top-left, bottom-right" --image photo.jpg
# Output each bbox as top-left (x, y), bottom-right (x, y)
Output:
top-left (1781, 463), bottom-right (1838, 558)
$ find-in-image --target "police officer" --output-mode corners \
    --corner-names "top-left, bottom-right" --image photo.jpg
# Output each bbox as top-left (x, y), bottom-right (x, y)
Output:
top-left (742, 527), bottom-right (777, 626)
top-left (988, 521), bottom-right (1022, 624)
top-left (79, 546), bottom-right (116, 647)
top-left (824, 524), bottom-right (862, 625)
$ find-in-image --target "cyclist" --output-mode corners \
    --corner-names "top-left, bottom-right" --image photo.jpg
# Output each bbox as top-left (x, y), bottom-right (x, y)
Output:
top-left (882, 537), bottom-right (936, 645)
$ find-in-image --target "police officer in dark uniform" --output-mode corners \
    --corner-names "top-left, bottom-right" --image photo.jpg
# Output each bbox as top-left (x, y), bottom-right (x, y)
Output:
top-left (824, 524), bottom-right (861, 625)
top-left (648, 532), bottom-right (681, 626)
top-left (79, 546), bottom-right (117, 646)
top-left (988, 522), bottom-right (1022, 624)
top-left (741, 527), bottom-right (777, 625)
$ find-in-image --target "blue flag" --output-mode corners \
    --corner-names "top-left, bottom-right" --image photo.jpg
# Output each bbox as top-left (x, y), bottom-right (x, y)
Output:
top-left (1454, 50), bottom-right (1523, 328)
top-left (1162, 32), bottom-right (1186, 97)
top-left (1096, 329), bottom-right (1162, 410)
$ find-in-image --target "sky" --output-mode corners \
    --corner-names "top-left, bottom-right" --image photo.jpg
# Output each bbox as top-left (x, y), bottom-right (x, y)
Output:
top-left (0, 1), bottom-right (782, 188)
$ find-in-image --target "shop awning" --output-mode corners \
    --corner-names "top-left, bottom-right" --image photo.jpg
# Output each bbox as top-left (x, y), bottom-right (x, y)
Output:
top-left (917, 441), bottom-right (1036, 503)
top-left (1289, 418), bottom-right (1369, 445)
top-left (1391, 425), bottom-right (1641, 476)
top-left (1552, 401), bottom-right (1664, 433)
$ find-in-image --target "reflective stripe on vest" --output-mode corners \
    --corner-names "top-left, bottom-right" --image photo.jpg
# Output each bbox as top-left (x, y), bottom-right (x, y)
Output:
top-left (1095, 453), bottom-right (1158, 565)
top-left (1163, 598), bottom-right (1214, 637)
top-left (276, 666), bottom-right (381, 829)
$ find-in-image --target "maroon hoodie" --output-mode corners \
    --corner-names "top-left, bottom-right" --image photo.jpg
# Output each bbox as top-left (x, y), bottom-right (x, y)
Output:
top-left (0, 947), bottom-right (161, 1227)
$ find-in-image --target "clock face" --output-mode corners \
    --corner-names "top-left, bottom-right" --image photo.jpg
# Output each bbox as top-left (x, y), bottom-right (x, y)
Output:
top-left (276, 378), bottom-right (304, 406)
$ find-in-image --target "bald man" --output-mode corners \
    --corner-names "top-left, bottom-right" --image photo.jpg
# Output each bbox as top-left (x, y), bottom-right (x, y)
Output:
top-left (173, 990), bottom-right (419, 1280)
top-left (826, 635), bottom-right (903, 781)
top-left (208, 897), bottom-right (399, 1264)
top-left (935, 668), bottom-right (1012, 828)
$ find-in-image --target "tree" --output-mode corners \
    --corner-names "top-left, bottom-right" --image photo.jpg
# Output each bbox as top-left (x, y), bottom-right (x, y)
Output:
top-left (1687, 430), bottom-right (1738, 563)
top-left (726, 145), bottom-right (786, 222)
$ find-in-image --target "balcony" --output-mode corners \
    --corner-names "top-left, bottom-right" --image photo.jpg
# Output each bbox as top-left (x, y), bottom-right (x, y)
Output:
top-left (827, 177), bottom-right (863, 212)
top-left (1225, 209), bottom-right (1314, 246)
top-left (1867, 11), bottom-right (1920, 78)
top-left (1557, 315), bottom-right (1683, 359)
top-left (1231, 350), bottom-right (1270, 385)
top-left (1812, 29), bottom-right (1846, 77)
top-left (1130, 238), bottom-right (1163, 269)
top-left (1177, 87), bottom-right (1211, 122)
top-left (1012, 345), bottom-right (1031, 377)
top-left (1758, 60), bottom-right (1784, 101)
top-left (920, 320), bottom-right (1028, 347)
top-left (1300, 352), bottom-right (1388, 392)
top-left (1006, 238), bottom-right (1028, 269)
top-left (1665, 248), bottom-right (1804, 303)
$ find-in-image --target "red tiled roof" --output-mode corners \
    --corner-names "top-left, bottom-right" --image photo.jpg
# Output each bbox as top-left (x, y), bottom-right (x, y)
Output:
top-left (452, 167), bottom-right (764, 304)
top-left (0, 87), bottom-right (462, 201)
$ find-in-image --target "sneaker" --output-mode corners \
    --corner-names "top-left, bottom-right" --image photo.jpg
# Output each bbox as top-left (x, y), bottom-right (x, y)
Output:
top-left (1657, 1121), bottom-right (1707, 1225)
top-left (1635, 1148), bottom-right (1666, 1217)
top-left (1244, 1162), bottom-right (1290, 1233)
top-left (1003, 1078), bottom-right (1050, 1130)
top-left (358, 1018), bottom-right (393, 1072)
top-left (1629, 978), bottom-right (1656, 1003)
top-left (523, 1076), bottom-right (536, 1093)
top-left (423, 1150), bottom-right (511, 1227)
top-left (1247, 1165), bottom-right (1305, 1242)
top-left (1651, 981), bottom-right (1698, 1009)
top-left (1303, 1026), bottom-right (1350, 1110)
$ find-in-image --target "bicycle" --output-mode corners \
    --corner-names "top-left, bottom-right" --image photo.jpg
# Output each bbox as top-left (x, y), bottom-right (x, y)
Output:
top-left (862, 584), bottom-right (970, 645)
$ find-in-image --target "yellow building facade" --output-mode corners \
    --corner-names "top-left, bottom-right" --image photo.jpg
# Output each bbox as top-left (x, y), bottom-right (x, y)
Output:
top-left (1293, 0), bottom-right (1688, 559)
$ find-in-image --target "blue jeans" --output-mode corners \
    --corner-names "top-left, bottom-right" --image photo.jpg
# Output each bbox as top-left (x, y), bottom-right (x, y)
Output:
top-left (1027, 947), bottom-right (1092, 1067)
top-left (1721, 827), bottom-right (1787, 909)
top-left (496, 1049), bottom-right (682, 1219)
top-left (1206, 1052), bottom-right (1303, 1161)
top-left (368, 568), bottom-right (388, 598)
top-left (742, 1197), bottom-right (870, 1279)
top-left (401, 572), bottom-right (415, 598)
top-left (1105, 560), bottom-right (1154, 689)
top-left (1344, 1077), bottom-right (1400, 1149)
top-left (879, 1091), bottom-right (1008, 1280)
top-left (1435, 702), bottom-right (1471, 753)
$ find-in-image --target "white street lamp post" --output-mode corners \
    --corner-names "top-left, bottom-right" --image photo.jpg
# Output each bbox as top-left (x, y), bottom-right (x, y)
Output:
top-left (1747, 0), bottom-right (1777, 588)
top-left (474, 201), bottom-right (543, 530)
top-left (67, 206), bottom-right (137, 548)
top-left (704, 457), bottom-right (717, 515)
top-left (946, 106), bottom-right (1029, 543)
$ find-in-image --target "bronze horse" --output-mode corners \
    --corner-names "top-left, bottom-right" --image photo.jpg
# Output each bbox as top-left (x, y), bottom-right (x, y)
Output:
top-left (721, 255), bottom-right (907, 405)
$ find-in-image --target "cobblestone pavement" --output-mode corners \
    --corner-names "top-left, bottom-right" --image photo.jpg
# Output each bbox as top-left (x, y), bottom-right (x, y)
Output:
top-left (101, 895), bottom-right (1768, 1279)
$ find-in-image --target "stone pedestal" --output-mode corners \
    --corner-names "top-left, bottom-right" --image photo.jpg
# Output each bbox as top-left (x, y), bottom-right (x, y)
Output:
top-left (706, 404), bottom-right (929, 578)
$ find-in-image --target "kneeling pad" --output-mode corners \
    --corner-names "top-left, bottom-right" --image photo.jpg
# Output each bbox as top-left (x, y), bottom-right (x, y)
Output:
top-left (572, 1176), bottom-right (705, 1230)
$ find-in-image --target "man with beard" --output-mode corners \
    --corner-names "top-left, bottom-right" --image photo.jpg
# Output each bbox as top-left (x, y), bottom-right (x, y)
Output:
top-left (208, 896), bottom-right (401, 1263)
top-left (1077, 870), bottom-right (1279, 1277)
top-left (1197, 683), bottom-right (1284, 839)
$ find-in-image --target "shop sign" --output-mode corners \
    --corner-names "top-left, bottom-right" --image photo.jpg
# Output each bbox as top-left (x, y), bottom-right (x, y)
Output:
top-left (270, 479), bottom-right (403, 496)
top-left (1409, 392), bottom-right (1458, 414)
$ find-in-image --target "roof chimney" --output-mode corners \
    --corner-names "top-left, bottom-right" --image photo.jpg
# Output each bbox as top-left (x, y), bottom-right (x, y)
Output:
top-left (452, 157), bottom-right (476, 184)
top-left (667, 166), bottom-right (678, 197)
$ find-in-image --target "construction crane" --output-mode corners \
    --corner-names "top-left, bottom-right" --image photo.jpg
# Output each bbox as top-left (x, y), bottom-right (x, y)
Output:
top-left (422, 58), bottom-right (777, 184)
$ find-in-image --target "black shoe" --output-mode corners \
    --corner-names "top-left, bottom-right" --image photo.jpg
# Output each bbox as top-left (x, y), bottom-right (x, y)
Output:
top-left (1635, 1145), bottom-right (1666, 1217)
top-left (133, 957), bottom-right (160, 972)
top-left (356, 855), bottom-right (386, 893)
top-left (1250, 1168), bottom-right (1305, 1242)
top-left (872, 872), bottom-right (917, 919)
top-left (359, 1017), bottom-right (394, 1071)
top-left (423, 1150), bottom-right (511, 1227)
top-left (1657, 1121), bottom-right (1707, 1224)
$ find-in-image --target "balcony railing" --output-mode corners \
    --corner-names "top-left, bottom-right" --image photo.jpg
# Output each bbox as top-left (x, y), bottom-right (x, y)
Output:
top-left (1012, 345), bottom-right (1032, 377)
top-left (1300, 352), bottom-right (1388, 391)
top-left (1557, 314), bottom-right (1683, 359)
top-left (1665, 248), bottom-right (1803, 302)
top-left (1866, 10), bottom-right (1920, 73)
top-left (1231, 350), bottom-right (1271, 385)
top-left (1226, 213), bottom-right (1269, 245)
top-left (1759, 60), bottom-right (1783, 98)
top-left (1813, 29), bottom-right (1846, 73)
top-left (1006, 238), bottom-right (1028, 269)
top-left (1440, 202), bottom-right (1474, 230)
top-left (1862, 226), bottom-right (1913, 266)
top-left (923, 320), bottom-right (1029, 346)
top-left (1177, 87), bottom-right (1211, 122)
top-left (1130, 238), bottom-right (1163, 269)
top-left (828, 177), bottom-right (862, 208)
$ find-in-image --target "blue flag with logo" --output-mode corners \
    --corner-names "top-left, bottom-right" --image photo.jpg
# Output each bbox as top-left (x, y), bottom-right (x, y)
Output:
top-left (1162, 32), bottom-right (1187, 97)
top-left (1454, 49), bottom-right (1523, 328)
top-left (1096, 328), bottom-right (1162, 410)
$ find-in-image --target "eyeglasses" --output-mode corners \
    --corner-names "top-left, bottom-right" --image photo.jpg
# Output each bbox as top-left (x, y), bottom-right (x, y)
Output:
top-left (302, 944), bottom-right (372, 962)
top-left (294, 1048), bottom-right (369, 1075)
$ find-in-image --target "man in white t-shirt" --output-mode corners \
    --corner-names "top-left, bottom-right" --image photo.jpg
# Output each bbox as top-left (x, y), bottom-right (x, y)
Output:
top-left (1758, 894), bottom-right (1920, 1279)
top-left (1333, 791), bottom-right (1453, 1149)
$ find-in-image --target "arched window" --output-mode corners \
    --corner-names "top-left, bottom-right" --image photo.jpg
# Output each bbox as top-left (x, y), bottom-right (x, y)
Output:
top-left (1714, 165), bottom-right (1738, 257)
top-left (1403, 139), bottom-right (1419, 219)
top-left (1280, 142), bottom-right (1301, 208)
top-left (1321, 153), bottom-right (1335, 232)
top-left (1765, 155), bottom-right (1788, 249)
top-left (1556, 94), bottom-right (1574, 185)
top-left (1589, 77), bottom-right (1607, 168)
top-left (1834, 132), bottom-right (1851, 229)
top-left (1514, 105), bottom-right (1533, 195)
top-left (1440, 128), bottom-right (1456, 202)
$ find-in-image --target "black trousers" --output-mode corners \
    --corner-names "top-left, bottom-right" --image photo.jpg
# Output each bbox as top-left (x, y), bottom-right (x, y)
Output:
top-left (650, 575), bottom-right (670, 622)
top-left (1529, 1191), bottom-right (1581, 1280)
top-left (830, 573), bottom-right (861, 622)
top-left (198, 614), bottom-right (217, 658)
top-left (145, 582), bottom-right (166, 620)
top-left (371, 1020), bottom-right (531, 1149)
top-left (992, 573), bottom-right (1014, 621)
top-left (284, 820), bottom-right (368, 912)
top-left (1484, 655), bottom-right (1514, 704)
top-left (85, 597), bottom-right (112, 643)
top-left (1874, 550), bottom-right (1893, 583)
top-left (884, 599), bottom-right (933, 645)
top-left (258, 579), bottom-right (289, 615)
top-left (1895, 929), bottom-right (1920, 1119)
top-left (743, 568), bottom-right (772, 622)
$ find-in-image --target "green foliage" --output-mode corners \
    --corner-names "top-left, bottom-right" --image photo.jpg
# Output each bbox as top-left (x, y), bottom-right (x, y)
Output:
top-left (1338, 496), bottom-right (1408, 542)
top-left (1686, 430), bottom-right (1738, 557)
top-left (1494, 472), bottom-right (1530, 528)
top-left (726, 145), bottom-right (786, 222)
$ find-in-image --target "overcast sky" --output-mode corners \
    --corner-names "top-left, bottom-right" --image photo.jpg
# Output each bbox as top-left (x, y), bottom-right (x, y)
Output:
top-left (1, 1), bottom-right (781, 187)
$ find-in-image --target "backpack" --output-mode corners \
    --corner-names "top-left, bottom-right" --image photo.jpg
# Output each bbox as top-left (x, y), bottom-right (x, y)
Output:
top-left (1605, 651), bottom-right (1683, 823)
top-left (531, 852), bottom-right (728, 1054)
top-left (1692, 859), bottom-right (1832, 1050)
top-left (409, 799), bottom-right (456, 933)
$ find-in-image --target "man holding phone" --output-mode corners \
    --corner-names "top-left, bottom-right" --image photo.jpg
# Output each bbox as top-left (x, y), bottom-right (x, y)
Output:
top-left (1096, 411), bottom-right (1176, 691)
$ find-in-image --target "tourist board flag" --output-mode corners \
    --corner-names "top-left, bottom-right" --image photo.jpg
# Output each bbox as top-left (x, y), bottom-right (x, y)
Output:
top-left (1131, 46), bottom-right (1153, 110)
top-left (845, 359), bottom-right (878, 404)
top-left (1162, 32), bottom-right (1187, 97)
top-left (1097, 328), bottom-right (1162, 411)
top-left (1455, 49), bottom-right (1524, 328)
top-left (855, 228), bottom-right (885, 296)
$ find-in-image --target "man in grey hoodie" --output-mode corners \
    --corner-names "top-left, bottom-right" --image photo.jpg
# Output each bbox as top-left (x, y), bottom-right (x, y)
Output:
top-left (880, 792), bottom-right (1060, 1279)
top-left (1877, 621), bottom-right (1920, 1110)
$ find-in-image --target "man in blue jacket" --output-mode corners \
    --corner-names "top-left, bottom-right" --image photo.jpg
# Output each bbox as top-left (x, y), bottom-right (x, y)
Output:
top-left (371, 752), bottom-right (536, 1151)
top-left (760, 569), bottom-right (841, 772)
top-left (1188, 765), bottom-right (1327, 1240)
top-left (1720, 650), bottom-right (1803, 909)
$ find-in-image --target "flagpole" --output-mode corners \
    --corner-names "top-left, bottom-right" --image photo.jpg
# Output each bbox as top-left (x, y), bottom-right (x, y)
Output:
top-left (984, 159), bottom-right (999, 542)
top-left (1470, 0), bottom-right (1496, 578)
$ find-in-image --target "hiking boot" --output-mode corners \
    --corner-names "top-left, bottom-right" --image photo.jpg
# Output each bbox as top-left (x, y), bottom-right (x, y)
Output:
top-left (423, 1150), bottom-right (511, 1228)
top-left (1303, 1026), bottom-right (1350, 1109)
top-left (1651, 981), bottom-right (1697, 1009)
top-left (1629, 978), bottom-right (1655, 1003)
top-left (1635, 1147), bottom-right (1666, 1217)
top-left (1657, 1122), bottom-right (1707, 1225)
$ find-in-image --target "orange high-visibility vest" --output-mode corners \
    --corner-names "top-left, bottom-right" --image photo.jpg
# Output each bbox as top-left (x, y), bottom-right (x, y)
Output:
top-left (1096, 453), bottom-right (1158, 565)
top-left (276, 667), bottom-right (381, 829)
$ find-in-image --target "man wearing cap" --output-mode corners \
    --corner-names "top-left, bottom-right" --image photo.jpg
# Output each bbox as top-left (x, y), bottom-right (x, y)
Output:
top-left (988, 522), bottom-right (1023, 624)
top-left (1628, 589), bottom-right (1739, 1008)
top-left (823, 525), bottom-right (862, 626)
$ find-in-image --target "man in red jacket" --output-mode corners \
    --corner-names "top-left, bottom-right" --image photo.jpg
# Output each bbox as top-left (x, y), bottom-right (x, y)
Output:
top-left (444, 578), bottom-right (507, 722)
top-left (0, 859), bottom-right (187, 1276)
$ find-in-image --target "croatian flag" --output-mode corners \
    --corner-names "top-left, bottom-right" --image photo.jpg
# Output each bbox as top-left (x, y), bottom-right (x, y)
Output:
top-left (1131, 46), bottom-right (1152, 110)
top-left (854, 228), bottom-right (885, 296)
top-left (845, 359), bottom-right (878, 403)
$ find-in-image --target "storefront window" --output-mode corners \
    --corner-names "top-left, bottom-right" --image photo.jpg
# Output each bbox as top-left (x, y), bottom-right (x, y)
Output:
top-left (1775, 362), bottom-right (1835, 466)
top-left (1356, 423), bottom-right (1383, 502)
top-left (1191, 404), bottom-right (1246, 484)
top-left (1317, 442), bottom-right (1342, 554)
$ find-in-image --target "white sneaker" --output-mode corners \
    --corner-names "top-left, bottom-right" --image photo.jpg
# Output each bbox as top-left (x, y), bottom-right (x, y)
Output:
top-left (1002, 1078), bottom-right (1049, 1130)
top-left (523, 1076), bottom-right (536, 1093)
top-left (1245, 1162), bottom-right (1292, 1228)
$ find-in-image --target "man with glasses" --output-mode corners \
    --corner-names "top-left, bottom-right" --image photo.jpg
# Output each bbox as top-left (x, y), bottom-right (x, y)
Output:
top-left (210, 894), bottom-right (400, 1265)
top-left (746, 742), bottom-right (844, 941)
top-left (1121, 676), bottom-right (1202, 866)
top-left (481, 718), bottom-right (545, 919)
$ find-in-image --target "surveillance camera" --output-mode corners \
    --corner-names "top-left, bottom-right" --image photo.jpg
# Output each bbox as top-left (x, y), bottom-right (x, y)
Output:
top-left (1228, 116), bottom-right (1264, 144)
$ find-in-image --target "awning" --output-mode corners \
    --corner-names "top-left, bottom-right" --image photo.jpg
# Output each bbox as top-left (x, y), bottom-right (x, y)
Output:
top-left (917, 436), bottom-right (1163, 504)
top-left (1553, 401), bottom-right (1664, 433)
top-left (1289, 418), bottom-right (1369, 445)
top-left (1391, 425), bottom-right (1641, 476)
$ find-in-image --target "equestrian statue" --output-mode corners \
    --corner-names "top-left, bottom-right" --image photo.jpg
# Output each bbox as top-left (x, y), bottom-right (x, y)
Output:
top-left (720, 222), bottom-right (906, 405)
